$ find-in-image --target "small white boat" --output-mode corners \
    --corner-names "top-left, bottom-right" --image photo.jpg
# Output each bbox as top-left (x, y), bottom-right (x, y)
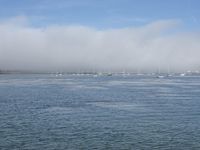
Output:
top-left (157, 75), bottom-right (165, 78)
top-left (180, 73), bottom-right (185, 77)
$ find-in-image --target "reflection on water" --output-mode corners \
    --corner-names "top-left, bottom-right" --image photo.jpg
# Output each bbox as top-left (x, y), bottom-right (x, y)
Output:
top-left (0, 74), bottom-right (200, 149)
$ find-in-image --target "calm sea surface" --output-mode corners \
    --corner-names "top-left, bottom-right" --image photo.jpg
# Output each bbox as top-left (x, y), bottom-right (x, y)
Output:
top-left (0, 74), bottom-right (200, 150)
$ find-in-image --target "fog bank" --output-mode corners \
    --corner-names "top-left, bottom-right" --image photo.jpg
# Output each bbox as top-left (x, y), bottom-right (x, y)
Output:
top-left (0, 18), bottom-right (200, 73)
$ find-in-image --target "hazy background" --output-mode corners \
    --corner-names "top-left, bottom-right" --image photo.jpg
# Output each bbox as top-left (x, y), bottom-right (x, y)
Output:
top-left (0, 0), bottom-right (200, 73)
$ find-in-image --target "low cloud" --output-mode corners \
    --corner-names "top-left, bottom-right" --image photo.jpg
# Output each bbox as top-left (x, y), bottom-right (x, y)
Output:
top-left (0, 17), bottom-right (200, 73)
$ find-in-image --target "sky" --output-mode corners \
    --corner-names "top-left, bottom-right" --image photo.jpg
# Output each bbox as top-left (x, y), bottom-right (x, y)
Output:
top-left (0, 0), bottom-right (200, 72)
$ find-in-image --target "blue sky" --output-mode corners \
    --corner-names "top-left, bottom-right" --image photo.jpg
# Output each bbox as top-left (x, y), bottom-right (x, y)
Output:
top-left (0, 0), bottom-right (199, 29)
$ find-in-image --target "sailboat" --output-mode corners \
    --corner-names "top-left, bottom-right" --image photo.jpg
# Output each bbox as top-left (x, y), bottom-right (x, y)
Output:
top-left (156, 66), bottom-right (164, 78)
top-left (166, 65), bottom-right (173, 77)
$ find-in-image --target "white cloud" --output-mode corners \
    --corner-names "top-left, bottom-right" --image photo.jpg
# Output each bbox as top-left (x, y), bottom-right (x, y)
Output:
top-left (0, 17), bottom-right (200, 72)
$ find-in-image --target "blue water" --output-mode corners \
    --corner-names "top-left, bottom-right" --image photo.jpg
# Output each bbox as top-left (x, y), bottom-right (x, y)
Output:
top-left (0, 74), bottom-right (200, 150)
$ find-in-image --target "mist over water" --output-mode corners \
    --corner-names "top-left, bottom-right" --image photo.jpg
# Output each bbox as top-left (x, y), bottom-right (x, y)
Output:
top-left (0, 17), bottom-right (200, 72)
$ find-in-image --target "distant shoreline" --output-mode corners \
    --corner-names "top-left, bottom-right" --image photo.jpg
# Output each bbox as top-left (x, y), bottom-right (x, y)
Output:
top-left (1, 70), bottom-right (200, 77)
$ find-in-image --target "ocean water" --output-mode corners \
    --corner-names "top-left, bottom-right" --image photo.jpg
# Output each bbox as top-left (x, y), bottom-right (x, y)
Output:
top-left (0, 74), bottom-right (200, 150)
